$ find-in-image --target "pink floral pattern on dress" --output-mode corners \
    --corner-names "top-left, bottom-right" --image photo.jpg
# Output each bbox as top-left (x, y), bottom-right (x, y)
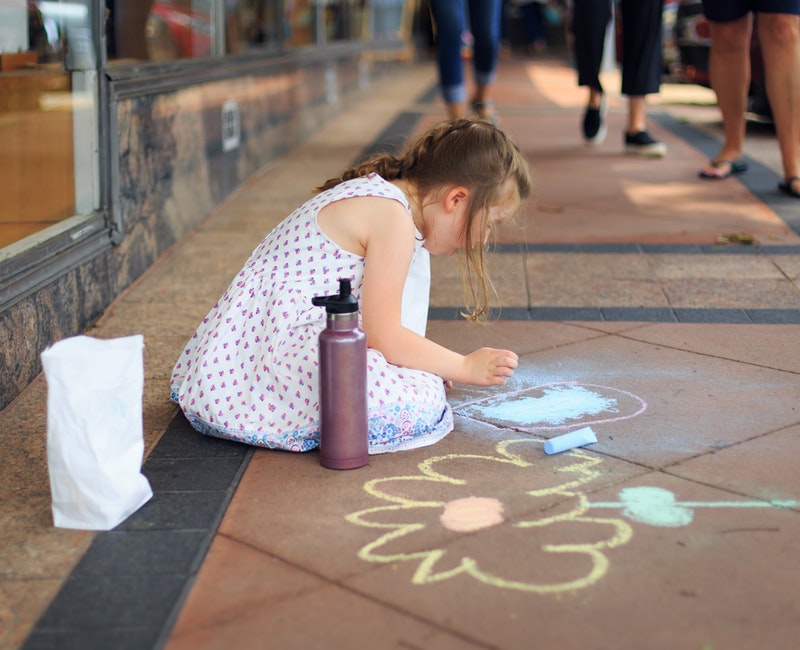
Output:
top-left (170, 173), bottom-right (453, 453)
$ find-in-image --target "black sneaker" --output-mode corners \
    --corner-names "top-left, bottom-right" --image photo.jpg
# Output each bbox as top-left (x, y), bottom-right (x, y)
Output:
top-left (582, 96), bottom-right (606, 144)
top-left (624, 131), bottom-right (667, 157)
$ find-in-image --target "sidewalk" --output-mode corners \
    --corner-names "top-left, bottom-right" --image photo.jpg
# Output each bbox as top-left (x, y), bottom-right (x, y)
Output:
top-left (3, 55), bottom-right (800, 650)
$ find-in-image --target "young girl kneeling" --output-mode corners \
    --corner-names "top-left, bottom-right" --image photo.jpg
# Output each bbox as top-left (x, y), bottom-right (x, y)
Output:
top-left (170, 118), bottom-right (533, 453)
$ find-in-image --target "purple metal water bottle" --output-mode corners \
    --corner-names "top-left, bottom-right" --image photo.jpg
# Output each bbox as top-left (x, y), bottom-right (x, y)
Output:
top-left (311, 278), bottom-right (368, 469)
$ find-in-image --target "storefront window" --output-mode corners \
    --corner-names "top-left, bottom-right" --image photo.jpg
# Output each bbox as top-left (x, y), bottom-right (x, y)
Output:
top-left (0, 0), bottom-right (99, 251)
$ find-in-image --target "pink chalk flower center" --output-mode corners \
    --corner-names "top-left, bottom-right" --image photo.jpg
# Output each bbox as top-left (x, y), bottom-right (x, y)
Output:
top-left (439, 496), bottom-right (505, 533)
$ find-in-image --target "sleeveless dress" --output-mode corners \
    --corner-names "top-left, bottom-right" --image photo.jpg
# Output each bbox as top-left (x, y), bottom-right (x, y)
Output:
top-left (170, 173), bottom-right (454, 453)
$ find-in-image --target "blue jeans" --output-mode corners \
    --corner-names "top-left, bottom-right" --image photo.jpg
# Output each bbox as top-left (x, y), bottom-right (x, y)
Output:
top-left (429, 0), bottom-right (503, 104)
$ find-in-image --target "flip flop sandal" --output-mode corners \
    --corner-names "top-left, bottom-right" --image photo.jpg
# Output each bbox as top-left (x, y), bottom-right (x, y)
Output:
top-left (778, 177), bottom-right (800, 198)
top-left (698, 159), bottom-right (748, 179)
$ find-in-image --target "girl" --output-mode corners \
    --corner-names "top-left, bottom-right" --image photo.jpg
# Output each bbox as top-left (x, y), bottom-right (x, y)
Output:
top-left (170, 118), bottom-right (533, 453)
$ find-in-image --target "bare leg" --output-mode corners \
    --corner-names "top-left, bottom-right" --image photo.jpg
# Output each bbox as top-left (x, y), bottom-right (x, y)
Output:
top-left (701, 15), bottom-right (752, 177)
top-left (627, 95), bottom-right (646, 133)
top-left (757, 13), bottom-right (800, 193)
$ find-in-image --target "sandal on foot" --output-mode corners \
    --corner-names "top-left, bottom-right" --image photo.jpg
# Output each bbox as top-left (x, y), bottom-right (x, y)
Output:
top-left (698, 159), bottom-right (748, 179)
top-left (778, 177), bottom-right (800, 198)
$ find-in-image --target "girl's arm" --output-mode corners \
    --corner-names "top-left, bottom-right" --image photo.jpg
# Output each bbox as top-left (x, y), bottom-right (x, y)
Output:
top-left (357, 202), bottom-right (518, 386)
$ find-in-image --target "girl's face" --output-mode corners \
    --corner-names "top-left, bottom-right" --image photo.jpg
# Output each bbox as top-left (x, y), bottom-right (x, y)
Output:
top-left (422, 181), bottom-right (519, 256)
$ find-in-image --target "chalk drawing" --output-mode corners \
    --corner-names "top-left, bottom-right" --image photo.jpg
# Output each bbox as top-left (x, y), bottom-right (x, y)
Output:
top-left (587, 486), bottom-right (798, 527)
top-left (347, 381), bottom-right (794, 594)
top-left (440, 496), bottom-right (505, 532)
top-left (346, 440), bottom-right (633, 594)
top-left (455, 382), bottom-right (647, 432)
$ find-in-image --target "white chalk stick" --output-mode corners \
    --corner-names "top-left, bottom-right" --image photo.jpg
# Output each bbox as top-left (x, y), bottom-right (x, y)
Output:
top-left (543, 426), bottom-right (598, 455)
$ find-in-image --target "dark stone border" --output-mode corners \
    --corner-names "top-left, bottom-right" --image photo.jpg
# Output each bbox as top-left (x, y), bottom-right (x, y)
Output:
top-left (22, 414), bottom-right (253, 650)
top-left (428, 306), bottom-right (800, 324)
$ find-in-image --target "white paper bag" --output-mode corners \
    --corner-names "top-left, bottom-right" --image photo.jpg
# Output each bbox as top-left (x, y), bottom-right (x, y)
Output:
top-left (41, 335), bottom-right (153, 530)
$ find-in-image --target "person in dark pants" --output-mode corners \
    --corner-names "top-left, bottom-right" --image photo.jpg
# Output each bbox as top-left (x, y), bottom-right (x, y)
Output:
top-left (572, 0), bottom-right (666, 157)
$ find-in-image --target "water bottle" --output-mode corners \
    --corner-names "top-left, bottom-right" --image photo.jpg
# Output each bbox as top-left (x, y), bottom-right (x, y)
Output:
top-left (311, 278), bottom-right (368, 469)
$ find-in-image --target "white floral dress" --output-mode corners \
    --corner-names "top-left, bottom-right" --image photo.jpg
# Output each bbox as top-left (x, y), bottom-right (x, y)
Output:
top-left (170, 173), bottom-right (454, 453)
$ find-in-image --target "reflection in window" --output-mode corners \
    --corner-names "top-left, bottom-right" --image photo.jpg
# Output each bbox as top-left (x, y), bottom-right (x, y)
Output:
top-left (324, 0), bottom-right (365, 42)
top-left (226, 0), bottom-right (282, 54)
top-left (106, 0), bottom-right (293, 61)
top-left (284, 0), bottom-right (317, 48)
top-left (371, 0), bottom-right (405, 40)
top-left (106, 0), bottom-right (214, 61)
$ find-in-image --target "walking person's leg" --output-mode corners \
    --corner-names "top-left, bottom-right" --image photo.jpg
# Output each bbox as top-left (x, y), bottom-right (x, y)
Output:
top-left (468, 0), bottom-right (503, 120)
top-left (757, 11), bottom-right (800, 196)
top-left (699, 0), bottom-right (752, 178)
top-left (572, 0), bottom-right (612, 142)
top-left (429, 0), bottom-right (469, 118)
top-left (619, 0), bottom-right (666, 156)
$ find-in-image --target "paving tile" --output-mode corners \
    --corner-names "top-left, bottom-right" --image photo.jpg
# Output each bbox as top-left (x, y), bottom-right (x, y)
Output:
top-left (70, 530), bottom-right (207, 577)
top-left (429, 253), bottom-right (528, 308)
top-left (674, 308), bottom-right (752, 323)
top-left (143, 456), bottom-right (246, 493)
top-left (772, 255), bottom-right (800, 279)
top-left (0, 497), bottom-right (92, 580)
top-left (526, 253), bottom-right (669, 308)
top-left (0, 579), bottom-right (68, 650)
top-left (662, 278), bottom-right (800, 309)
top-left (666, 424), bottom-right (800, 504)
top-left (24, 626), bottom-right (163, 650)
top-left (168, 576), bottom-right (484, 650)
top-left (620, 323), bottom-right (800, 374)
top-left (165, 535), bottom-right (327, 645)
top-left (648, 253), bottom-right (786, 279)
top-left (447, 333), bottom-right (800, 468)
top-left (30, 575), bottom-right (186, 643)
top-left (748, 308), bottom-right (800, 323)
top-left (343, 471), bottom-right (800, 650)
top-left (426, 319), bottom-right (609, 358)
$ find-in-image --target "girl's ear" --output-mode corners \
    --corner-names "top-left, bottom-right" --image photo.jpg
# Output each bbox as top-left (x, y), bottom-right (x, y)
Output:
top-left (443, 186), bottom-right (469, 213)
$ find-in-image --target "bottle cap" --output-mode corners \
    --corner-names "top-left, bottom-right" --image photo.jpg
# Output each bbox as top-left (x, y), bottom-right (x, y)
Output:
top-left (311, 278), bottom-right (359, 314)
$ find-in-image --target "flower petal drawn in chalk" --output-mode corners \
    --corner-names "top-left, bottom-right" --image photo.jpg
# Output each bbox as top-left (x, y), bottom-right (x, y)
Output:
top-left (346, 439), bottom-right (633, 593)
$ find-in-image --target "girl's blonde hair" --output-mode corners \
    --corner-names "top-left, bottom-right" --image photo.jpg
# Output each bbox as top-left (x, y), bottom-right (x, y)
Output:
top-left (315, 118), bottom-right (533, 321)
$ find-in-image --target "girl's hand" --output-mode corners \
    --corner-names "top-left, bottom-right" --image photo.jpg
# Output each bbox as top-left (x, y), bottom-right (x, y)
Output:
top-left (462, 348), bottom-right (519, 386)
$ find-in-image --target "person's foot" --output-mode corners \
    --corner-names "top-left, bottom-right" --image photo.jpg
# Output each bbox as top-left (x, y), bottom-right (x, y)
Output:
top-left (582, 95), bottom-right (606, 144)
top-left (624, 131), bottom-right (667, 158)
top-left (698, 159), bottom-right (748, 179)
top-left (778, 176), bottom-right (800, 198)
top-left (471, 98), bottom-right (499, 125)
